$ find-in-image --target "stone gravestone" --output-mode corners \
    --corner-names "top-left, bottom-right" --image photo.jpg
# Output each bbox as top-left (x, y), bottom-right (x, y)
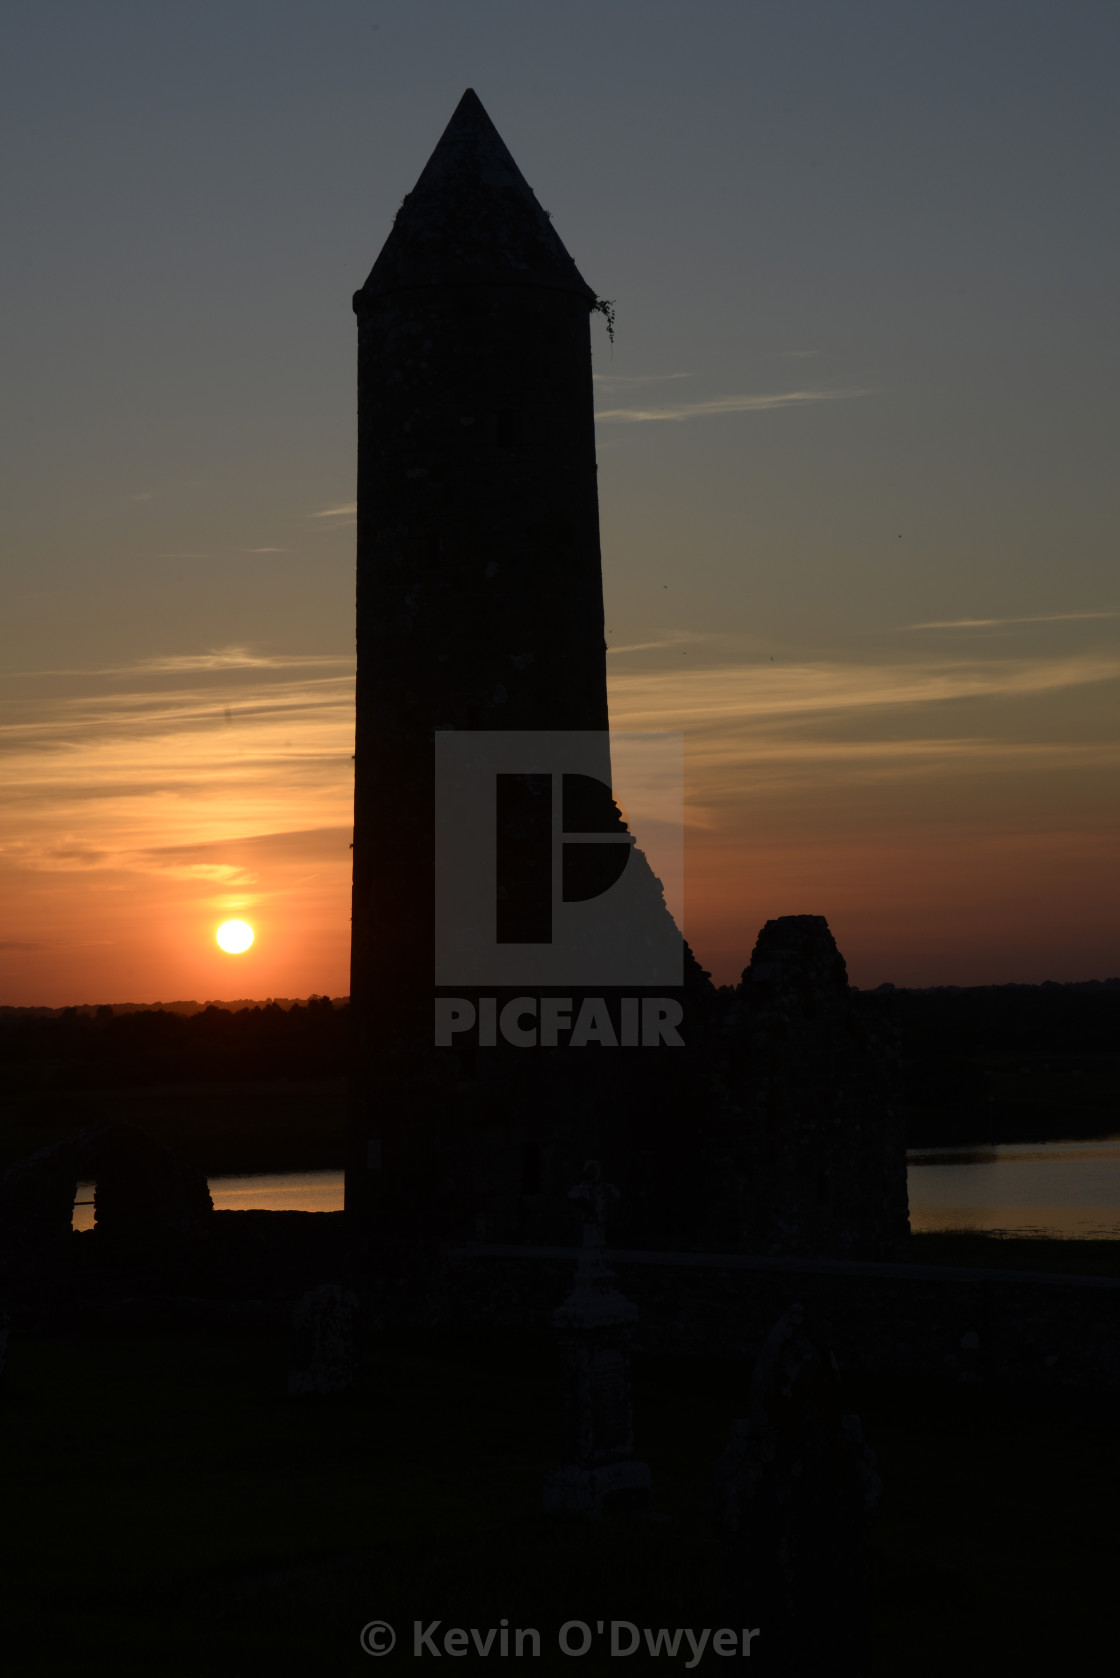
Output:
top-left (288, 1283), bottom-right (360, 1397)
top-left (711, 1304), bottom-right (881, 1675)
top-left (543, 1162), bottom-right (652, 1518)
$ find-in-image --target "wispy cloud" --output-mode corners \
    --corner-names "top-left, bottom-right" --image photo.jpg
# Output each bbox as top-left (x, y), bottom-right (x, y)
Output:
top-left (243, 547), bottom-right (285, 554)
top-left (607, 630), bottom-right (711, 656)
top-left (592, 372), bottom-right (691, 392)
top-left (139, 827), bottom-right (348, 883)
top-left (45, 846), bottom-right (109, 866)
top-left (603, 651), bottom-right (1120, 825)
top-left (0, 680), bottom-right (353, 760)
top-left (904, 611), bottom-right (1120, 630)
top-left (0, 648), bottom-right (356, 907)
top-left (595, 388), bottom-right (872, 423)
top-left (3, 638), bottom-right (1117, 997)
top-left (609, 652), bottom-right (1120, 729)
top-left (308, 502), bottom-right (357, 519)
top-left (0, 649), bottom-right (352, 994)
top-left (0, 648), bottom-right (350, 683)
top-left (124, 648), bottom-right (348, 677)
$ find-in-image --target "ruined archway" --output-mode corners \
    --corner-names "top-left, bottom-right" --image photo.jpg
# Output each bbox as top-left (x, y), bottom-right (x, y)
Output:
top-left (0, 1123), bottom-right (212, 1285)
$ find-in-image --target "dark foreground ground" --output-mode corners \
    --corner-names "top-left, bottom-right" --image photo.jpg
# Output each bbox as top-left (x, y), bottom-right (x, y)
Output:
top-left (3, 1273), bottom-right (1117, 1678)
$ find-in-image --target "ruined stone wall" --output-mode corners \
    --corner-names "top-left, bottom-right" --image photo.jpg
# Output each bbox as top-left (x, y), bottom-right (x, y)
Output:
top-left (698, 916), bottom-right (909, 1260)
top-left (411, 915), bottom-right (910, 1261)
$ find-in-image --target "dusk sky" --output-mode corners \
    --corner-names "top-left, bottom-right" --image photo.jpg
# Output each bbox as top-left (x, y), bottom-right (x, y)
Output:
top-left (2, 0), bottom-right (1117, 1006)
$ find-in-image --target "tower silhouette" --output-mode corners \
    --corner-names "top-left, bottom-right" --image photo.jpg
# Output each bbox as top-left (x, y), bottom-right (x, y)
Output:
top-left (347, 88), bottom-right (691, 1248)
top-left (348, 92), bottom-right (634, 1238)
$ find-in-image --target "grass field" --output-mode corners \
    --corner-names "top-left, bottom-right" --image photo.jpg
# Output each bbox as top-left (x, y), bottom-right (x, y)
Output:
top-left (2, 1316), bottom-right (1115, 1675)
top-left (0, 1078), bottom-right (347, 1174)
top-left (3, 1051), bottom-right (1116, 1174)
top-left (912, 1228), bottom-right (1120, 1275)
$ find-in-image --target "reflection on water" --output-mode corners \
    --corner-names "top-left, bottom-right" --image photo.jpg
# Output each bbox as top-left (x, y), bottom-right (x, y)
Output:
top-left (207, 1170), bottom-right (345, 1214)
top-left (71, 1169), bottom-right (345, 1232)
top-left (72, 1142), bottom-right (1120, 1240)
top-left (908, 1138), bottom-right (1120, 1239)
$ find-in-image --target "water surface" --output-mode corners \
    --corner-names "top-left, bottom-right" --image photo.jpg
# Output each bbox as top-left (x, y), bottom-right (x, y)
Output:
top-left (908, 1138), bottom-right (1120, 1238)
top-left (72, 1168), bottom-right (344, 1232)
top-left (72, 1141), bottom-right (1120, 1240)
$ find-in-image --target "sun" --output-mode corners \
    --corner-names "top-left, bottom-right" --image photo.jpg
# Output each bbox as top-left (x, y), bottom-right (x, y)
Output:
top-left (216, 920), bottom-right (254, 954)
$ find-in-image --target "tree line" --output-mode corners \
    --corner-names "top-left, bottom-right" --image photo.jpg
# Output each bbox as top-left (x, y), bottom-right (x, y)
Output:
top-left (0, 981), bottom-right (1115, 1100)
top-left (0, 997), bottom-right (351, 1090)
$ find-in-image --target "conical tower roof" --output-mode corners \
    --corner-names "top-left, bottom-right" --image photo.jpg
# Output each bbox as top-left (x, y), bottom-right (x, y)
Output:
top-left (357, 89), bottom-right (595, 302)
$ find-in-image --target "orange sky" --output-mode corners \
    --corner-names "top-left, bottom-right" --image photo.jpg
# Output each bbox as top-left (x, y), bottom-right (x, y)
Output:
top-left (3, 7), bottom-right (1118, 1005)
top-left (2, 634), bottom-right (1117, 1005)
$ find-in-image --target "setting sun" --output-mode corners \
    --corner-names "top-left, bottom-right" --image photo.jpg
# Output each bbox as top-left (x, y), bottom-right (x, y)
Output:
top-left (216, 920), bottom-right (254, 954)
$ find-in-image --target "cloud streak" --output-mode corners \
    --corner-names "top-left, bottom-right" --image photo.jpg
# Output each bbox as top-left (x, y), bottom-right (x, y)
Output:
top-left (3, 641), bottom-right (1117, 998)
top-left (3, 645), bottom-right (1116, 918)
top-left (607, 653), bottom-right (1120, 811)
top-left (125, 648), bottom-right (350, 677)
top-left (0, 648), bottom-right (351, 683)
top-left (595, 388), bottom-right (872, 423)
top-left (592, 372), bottom-right (692, 391)
top-left (609, 652), bottom-right (1120, 729)
top-left (904, 611), bottom-right (1120, 630)
top-left (607, 630), bottom-right (711, 656)
top-left (0, 650), bottom-right (356, 889)
top-left (5, 647), bottom-right (1115, 824)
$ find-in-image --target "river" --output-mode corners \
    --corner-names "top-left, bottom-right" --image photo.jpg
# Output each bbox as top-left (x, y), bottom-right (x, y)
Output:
top-left (71, 1139), bottom-right (1120, 1240)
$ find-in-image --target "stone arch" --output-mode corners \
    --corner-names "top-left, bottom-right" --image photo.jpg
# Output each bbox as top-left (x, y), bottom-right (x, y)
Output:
top-left (0, 1123), bottom-right (211, 1279)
